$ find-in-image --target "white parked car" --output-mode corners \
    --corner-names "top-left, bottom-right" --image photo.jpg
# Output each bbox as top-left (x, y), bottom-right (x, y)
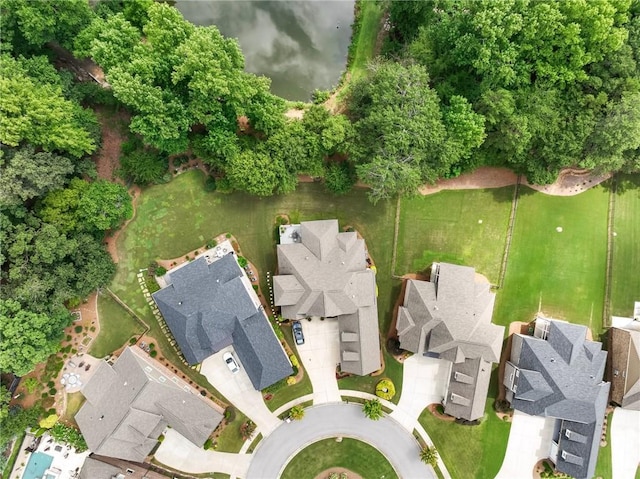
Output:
top-left (223, 352), bottom-right (240, 373)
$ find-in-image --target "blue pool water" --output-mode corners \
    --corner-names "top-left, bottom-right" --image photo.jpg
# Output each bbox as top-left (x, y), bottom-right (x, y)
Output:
top-left (22, 452), bottom-right (53, 479)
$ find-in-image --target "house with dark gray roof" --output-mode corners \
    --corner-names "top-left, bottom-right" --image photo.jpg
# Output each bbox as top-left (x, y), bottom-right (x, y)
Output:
top-left (503, 317), bottom-right (610, 479)
top-left (79, 455), bottom-right (169, 479)
top-left (273, 220), bottom-right (381, 375)
top-left (607, 303), bottom-right (640, 410)
top-left (75, 347), bottom-right (223, 463)
top-left (396, 262), bottom-right (505, 421)
top-left (152, 253), bottom-right (292, 389)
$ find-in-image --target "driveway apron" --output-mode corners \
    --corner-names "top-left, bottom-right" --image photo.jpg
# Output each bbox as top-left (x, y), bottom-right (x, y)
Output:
top-left (611, 408), bottom-right (640, 479)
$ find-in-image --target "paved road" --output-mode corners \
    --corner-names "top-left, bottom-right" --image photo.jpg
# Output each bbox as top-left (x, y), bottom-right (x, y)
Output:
top-left (246, 403), bottom-right (436, 479)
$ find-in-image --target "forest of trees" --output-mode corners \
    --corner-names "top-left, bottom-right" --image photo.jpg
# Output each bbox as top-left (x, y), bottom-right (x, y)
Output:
top-left (1, 0), bottom-right (640, 458)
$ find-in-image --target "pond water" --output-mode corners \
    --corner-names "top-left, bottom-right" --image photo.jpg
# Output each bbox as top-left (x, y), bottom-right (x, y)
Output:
top-left (176, 1), bottom-right (355, 101)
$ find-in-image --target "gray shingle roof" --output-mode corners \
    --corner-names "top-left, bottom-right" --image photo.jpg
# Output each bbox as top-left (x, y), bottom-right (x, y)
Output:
top-left (396, 263), bottom-right (505, 421)
top-left (75, 348), bottom-right (222, 462)
top-left (505, 320), bottom-right (610, 479)
top-left (153, 254), bottom-right (291, 389)
top-left (274, 220), bottom-right (381, 375)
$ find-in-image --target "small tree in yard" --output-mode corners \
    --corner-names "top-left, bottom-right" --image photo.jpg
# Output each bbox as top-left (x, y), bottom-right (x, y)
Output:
top-left (420, 446), bottom-right (438, 467)
top-left (289, 405), bottom-right (305, 421)
top-left (362, 398), bottom-right (383, 421)
top-left (240, 420), bottom-right (256, 440)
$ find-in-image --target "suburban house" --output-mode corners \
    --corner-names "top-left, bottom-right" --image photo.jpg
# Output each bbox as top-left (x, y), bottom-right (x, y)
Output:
top-left (80, 455), bottom-right (169, 479)
top-left (152, 252), bottom-right (293, 390)
top-left (395, 262), bottom-right (505, 421)
top-left (75, 347), bottom-right (223, 463)
top-left (273, 220), bottom-right (381, 375)
top-left (607, 301), bottom-right (640, 409)
top-left (503, 317), bottom-right (610, 479)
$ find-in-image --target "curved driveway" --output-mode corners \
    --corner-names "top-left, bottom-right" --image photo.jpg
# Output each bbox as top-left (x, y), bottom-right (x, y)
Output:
top-left (246, 403), bottom-right (436, 479)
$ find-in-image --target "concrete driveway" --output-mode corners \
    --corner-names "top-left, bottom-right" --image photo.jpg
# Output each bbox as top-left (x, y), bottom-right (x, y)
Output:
top-left (294, 318), bottom-right (341, 404)
top-left (611, 408), bottom-right (640, 479)
top-left (246, 403), bottom-right (436, 479)
top-left (495, 410), bottom-right (555, 479)
top-left (390, 354), bottom-right (449, 430)
top-left (155, 428), bottom-right (252, 477)
top-left (200, 346), bottom-right (280, 435)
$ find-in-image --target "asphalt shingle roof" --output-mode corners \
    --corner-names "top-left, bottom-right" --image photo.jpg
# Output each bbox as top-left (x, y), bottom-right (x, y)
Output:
top-left (75, 348), bottom-right (222, 462)
top-left (506, 320), bottom-right (610, 479)
top-left (396, 263), bottom-right (505, 421)
top-left (152, 254), bottom-right (292, 389)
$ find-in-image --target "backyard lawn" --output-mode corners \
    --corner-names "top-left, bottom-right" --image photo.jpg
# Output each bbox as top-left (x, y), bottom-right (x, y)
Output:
top-left (493, 185), bottom-right (609, 334)
top-left (396, 187), bottom-right (514, 283)
top-left (594, 411), bottom-right (612, 479)
top-left (610, 174), bottom-right (640, 317)
top-left (418, 372), bottom-right (510, 479)
top-left (348, 1), bottom-right (385, 82)
top-left (89, 293), bottom-right (145, 358)
top-left (280, 437), bottom-right (398, 479)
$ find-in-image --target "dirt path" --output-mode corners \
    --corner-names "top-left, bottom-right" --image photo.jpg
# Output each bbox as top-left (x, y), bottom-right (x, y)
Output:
top-left (105, 185), bottom-right (141, 263)
top-left (94, 107), bottom-right (130, 182)
top-left (418, 166), bottom-right (612, 197)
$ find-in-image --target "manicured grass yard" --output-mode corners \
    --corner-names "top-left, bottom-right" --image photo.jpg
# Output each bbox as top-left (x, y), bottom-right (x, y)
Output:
top-left (89, 293), bottom-right (144, 358)
top-left (61, 391), bottom-right (86, 426)
top-left (348, 1), bottom-right (385, 82)
top-left (594, 411), bottom-right (612, 479)
top-left (418, 372), bottom-right (510, 479)
top-left (610, 174), bottom-right (640, 317)
top-left (280, 437), bottom-right (398, 479)
top-left (493, 186), bottom-right (609, 334)
top-left (396, 187), bottom-right (514, 283)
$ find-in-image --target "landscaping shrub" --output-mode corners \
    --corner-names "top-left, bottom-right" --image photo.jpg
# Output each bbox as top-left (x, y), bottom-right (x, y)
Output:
top-left (203, 438), bottom-right (213, 450)
top-left (311, 89), bottom-right (331, 104)
top-left (204, 176), bottom-right (217, 192)
top-left (23, 378), bottom-right (38, 394)
top-left (224, 407), bottom-right (236, 423)
top-left (149, 350), bottom-right (157, 358)
top-left (287, 376), bottom-right (296, 385)
top-left (49, 424), bottom-right (87, 452)
top-left (494, 399), bottom-right (512, 413)
top-left (49, 388), bottom-right (57, 396)
top-left (74, 325), bottom-right (83, 334)
top-left (240, 420), bottom-right (256, 440)
top-left (376, 379), bottom-right (396, 401)
top-left (237, 256), bottom-right (248, 268)
top-left (289, 405), bottom-right (304, 420)
top-left (120, 148), bottom-right (169, 185)
top-left (66, 335), bottom-right (72, 342)
top-left (129, 337), bottom-right (137, 345)
top-left (47, 381), bottom-right (55, 389)
top-left (324, 161), bottom-right (356, 195)
top-left (269, 317), bottom-right (285, 341)
top-left (156, 266), bottom-right (167, 276)
top-left (289, 354), bottom-right (299, 368)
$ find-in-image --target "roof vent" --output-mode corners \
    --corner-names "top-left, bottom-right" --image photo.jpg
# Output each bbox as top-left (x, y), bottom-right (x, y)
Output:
top-left (178, 301), bottom-right (182, 306)
top-left (550, 358), bottom-right (555, 362)
top-left (123, 381), bottom-right (128, 386)
top-left (305, 256), bottom-right (309, 260)
top-left (99, 415), bottom-right (104, 420)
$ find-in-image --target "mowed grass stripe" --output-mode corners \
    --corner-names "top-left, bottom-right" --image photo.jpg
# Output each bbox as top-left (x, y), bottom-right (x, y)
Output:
top-left (610, 174), bottom-right (640, 317)
top-left (493, 185), bottom-right (609, 333)
top-left (396, 187), bottom-right (514, 283)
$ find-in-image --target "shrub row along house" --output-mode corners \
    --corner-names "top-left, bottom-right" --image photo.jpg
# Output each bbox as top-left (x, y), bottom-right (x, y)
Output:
top-left (273, 219), bottom-right (381, 375)
top-left (396, 262), bottom-right (505, 421)
top-left (503, 317), bottom-right (609, 479)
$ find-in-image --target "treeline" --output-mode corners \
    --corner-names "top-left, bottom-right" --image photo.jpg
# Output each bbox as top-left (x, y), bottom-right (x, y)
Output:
top-left (0, 0), bottom-right (132, 377)
top-left (379, 0), bottom-right (640, 189)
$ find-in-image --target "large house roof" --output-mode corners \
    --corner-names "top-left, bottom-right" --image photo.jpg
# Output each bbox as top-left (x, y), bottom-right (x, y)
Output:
top-left (273, 220), bottom-right (381, 375)
top-left (396, 263), bottom-right (505, 421)
top-left (152, 254), bottom-right (292, 389)
top-left (505, 320), bottom-right (610, 479)
top-left (75, 348), bottom-right (222, 462)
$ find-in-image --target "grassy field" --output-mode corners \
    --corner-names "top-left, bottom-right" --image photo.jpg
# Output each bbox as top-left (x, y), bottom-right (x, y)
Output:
top-left (610, 174), bottom-right (640, 317)
top-left (61, 392), bottom-right (85, 426)
top-left (280, 437), bottom-right (398, 479)
top-left (89, 293), bottom-right (145, 358)
top-left (418, 372), bottom-right (510, 479)
top-left (493, 185), bottom-right (609, 334)
top-left (348, 0), bottom-right (385, 82)
top-left (396, 187), bottom-right (514, 283)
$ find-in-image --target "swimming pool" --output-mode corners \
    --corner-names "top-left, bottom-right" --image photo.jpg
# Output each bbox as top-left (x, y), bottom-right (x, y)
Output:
top-left (22, 451), bottom-right (53, 479)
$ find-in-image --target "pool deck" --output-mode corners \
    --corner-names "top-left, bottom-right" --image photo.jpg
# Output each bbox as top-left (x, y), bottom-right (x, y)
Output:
top-left (9, 431), bottom-right (89, 479)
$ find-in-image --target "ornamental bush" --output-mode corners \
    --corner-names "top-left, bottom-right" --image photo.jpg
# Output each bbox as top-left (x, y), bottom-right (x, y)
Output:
top-left (375, 379), bottom-right (396, 401)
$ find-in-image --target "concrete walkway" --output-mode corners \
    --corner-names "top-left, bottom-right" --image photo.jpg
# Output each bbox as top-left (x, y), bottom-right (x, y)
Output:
top-left (611, 408), bottom-right (640, 479)
top-left (155, 429), bottom-right (252, 477)
top-left (494, 410), bottom-right (555, 479)
top-left (246, 403), bottom-right (436, 479)
top-left (294, 318), bottom-right (342, 404)
top-left (390, 354), bottom-right (449, 431)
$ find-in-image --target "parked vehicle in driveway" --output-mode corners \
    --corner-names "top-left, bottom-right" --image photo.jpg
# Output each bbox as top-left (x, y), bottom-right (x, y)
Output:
top-left (292, 321), bottom-right (305, 345)
top-left (223, 352), bottom-right (240, 373)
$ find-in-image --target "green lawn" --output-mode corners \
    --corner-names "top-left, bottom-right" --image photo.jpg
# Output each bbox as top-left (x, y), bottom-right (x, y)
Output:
top-left (594, 412), bottom-right (612, 479)
top-left (280, 437), bottom-right (398, 479)
top-left (418, 371), bottom-right (510, 479)
top-left (216, 410), bottom-right (249, 453)
top-left (610, 174), bottom-right (640, 317)
top-left (348, 1), bottom-right (385, 82)
top-left (338, 348), bottom-right (404, 404)
top-left (110, 171), bottom-right (397, 400)
top-left (493, 186), bottom-right (609, 334)
top-left (396, 187), bottom-right (514, 283)
top-left (62, 392), bottom-right (86, 426)
top-left (89, 293), bottom-right (144, 358)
